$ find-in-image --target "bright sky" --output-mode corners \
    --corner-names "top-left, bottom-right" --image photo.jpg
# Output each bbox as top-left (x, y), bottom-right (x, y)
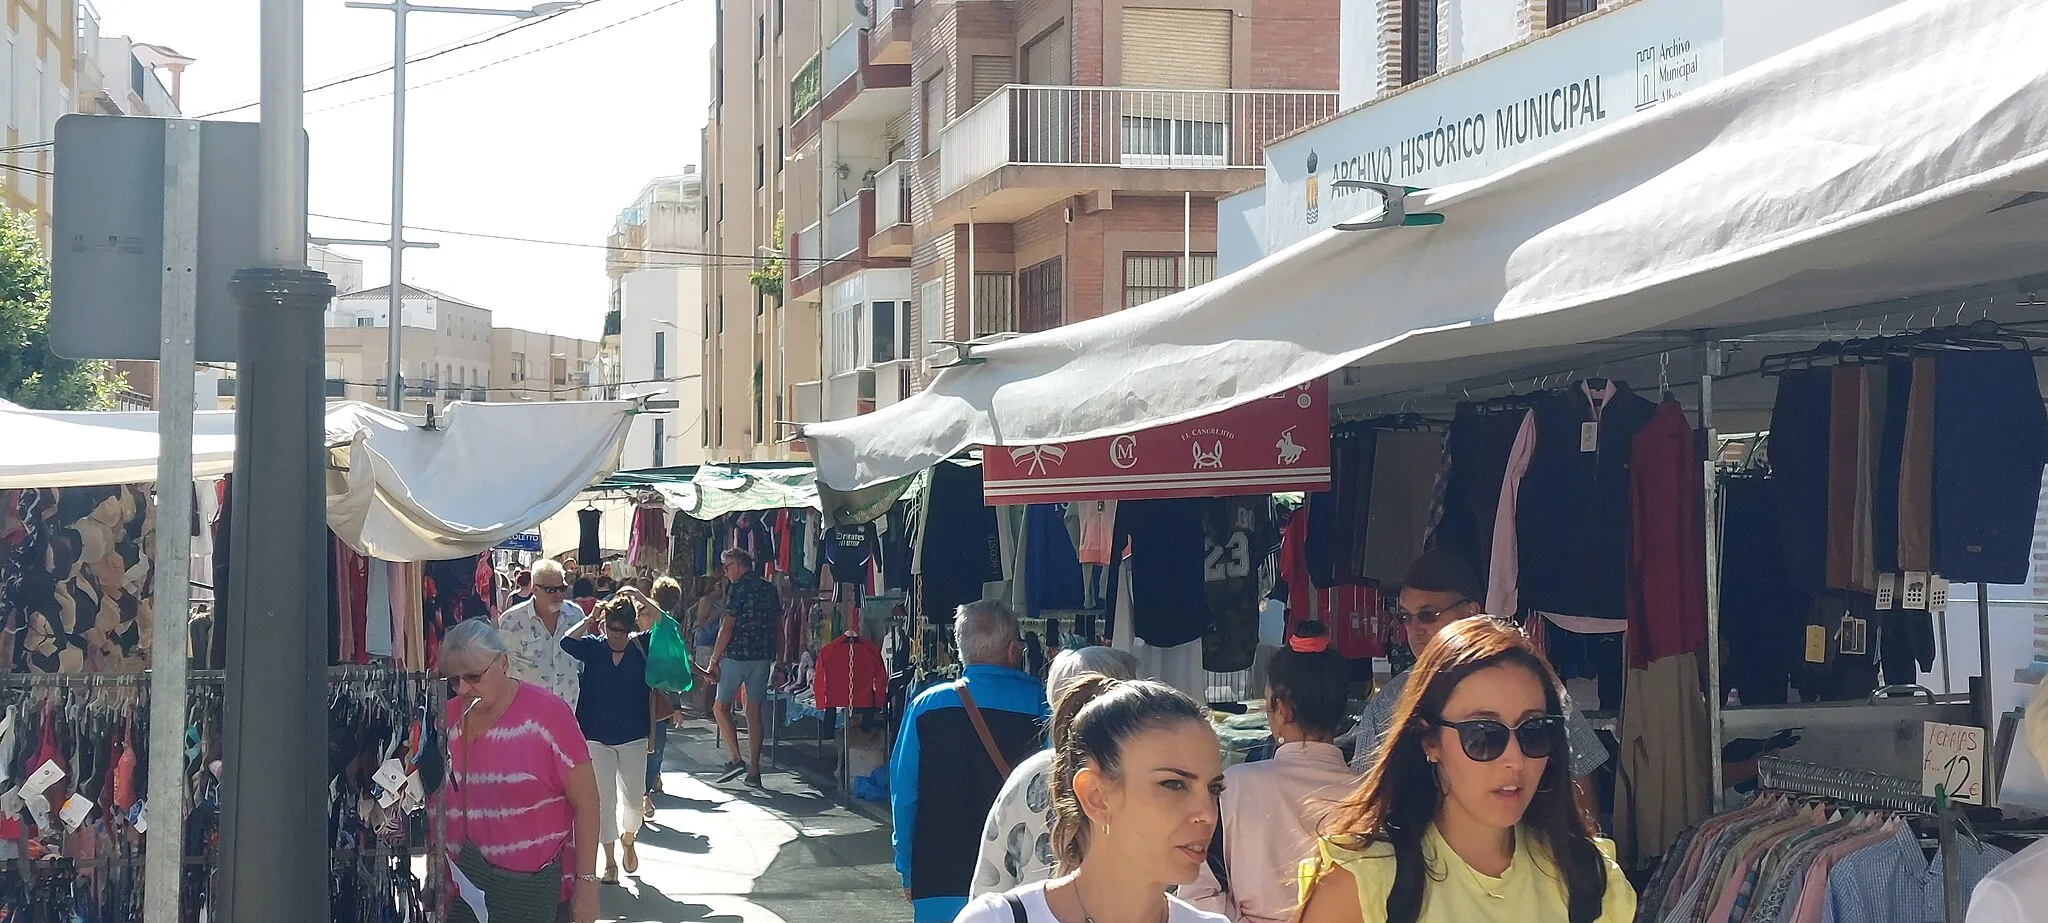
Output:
top-left (93, 0), bottom-right (715, 337)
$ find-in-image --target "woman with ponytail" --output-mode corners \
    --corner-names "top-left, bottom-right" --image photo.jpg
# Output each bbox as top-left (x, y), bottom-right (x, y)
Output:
top-left (1183, 622), bottom-right (1357, 922)
top-left (954, 677), bottom-right (1229, 923)
top-left (1297, 616), bottom-right (1634, 923)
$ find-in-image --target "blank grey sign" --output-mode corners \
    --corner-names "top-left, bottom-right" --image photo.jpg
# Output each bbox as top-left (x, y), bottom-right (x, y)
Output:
top-left (51, 115), bottom-right (306, 362)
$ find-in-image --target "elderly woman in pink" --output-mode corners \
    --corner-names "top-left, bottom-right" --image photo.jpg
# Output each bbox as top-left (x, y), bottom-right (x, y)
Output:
top-left (440, 619), bottom-right (602, 923)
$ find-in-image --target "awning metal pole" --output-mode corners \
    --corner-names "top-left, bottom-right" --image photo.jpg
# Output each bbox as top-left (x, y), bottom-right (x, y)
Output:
top-left (1702, 342), bottom-right (1726, 808)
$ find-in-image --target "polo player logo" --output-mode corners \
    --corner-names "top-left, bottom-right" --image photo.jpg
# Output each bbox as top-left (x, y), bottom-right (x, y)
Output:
top-left (1009, 444), bottom-right (1067, 476)
top-left (1191, 441), bottom-right (1225, 470)
top-left (1276, 427), bottom-right (1305, 466)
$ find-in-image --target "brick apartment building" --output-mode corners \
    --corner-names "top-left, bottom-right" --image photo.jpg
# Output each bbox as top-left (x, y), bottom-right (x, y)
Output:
top-left (700, 0), bottom-right (1343, 461)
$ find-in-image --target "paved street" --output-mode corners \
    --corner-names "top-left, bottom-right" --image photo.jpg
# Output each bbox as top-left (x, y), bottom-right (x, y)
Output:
top-left (597, 724), bottom-right (903, 923)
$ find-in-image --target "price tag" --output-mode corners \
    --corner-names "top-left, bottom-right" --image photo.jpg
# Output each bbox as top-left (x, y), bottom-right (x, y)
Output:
top-left (1839, 615), bottom-right (1868, 656)
top-left (1875, 574), bottom-right (1896, 610)
top-left (130, 801), bottom-right (147, 834)
top-left (1903, 572), bottom-right (1930, 610)
top-left (59, 795), bottom-right (92, 832)
top-left (24, 793), bottom-right (49, 830)
top-left (400, 773), bottom-right (425, 813)
top-left (0, 786), bottom-right (23, 817)
top-left (22, 761), bottom-right (63, 797)
top-left (1805, 625), bottom-right (1828, 663)
top-left (1929, 577), bottom-right (1950, 610)
top-left (373, 759), bottom-right (407, 795)
top-left (1922, 721), bottom-right (1986, 804)
top-left (1579, 421), bottom-right (1600, 453)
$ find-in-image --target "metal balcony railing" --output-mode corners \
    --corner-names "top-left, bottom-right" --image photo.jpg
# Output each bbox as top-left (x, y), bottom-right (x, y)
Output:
top-left (824, 192), bottom-right (865, 259)
top-left (823, 23), bottom-right (860, 96)
top-left (794, 221), bottom-right (823, 281)
top-left (938, 85), bottom-right (1340, 197)
top-left (470, 388), bottom-right (488, 402)
top-left (875, 160), bottom-right (912, 229)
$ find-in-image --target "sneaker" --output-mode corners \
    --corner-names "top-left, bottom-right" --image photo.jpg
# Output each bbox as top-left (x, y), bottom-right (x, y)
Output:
top-left (715, 761), bottom-right (747, 784)
top-left (745, 773), bottom-right (765, 790)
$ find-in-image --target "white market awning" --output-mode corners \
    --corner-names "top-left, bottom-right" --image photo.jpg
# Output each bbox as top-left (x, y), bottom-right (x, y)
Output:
top-left (0, 400), bottom-right (238, 489)
top-left (804, 0), bottom-right (2048, 491)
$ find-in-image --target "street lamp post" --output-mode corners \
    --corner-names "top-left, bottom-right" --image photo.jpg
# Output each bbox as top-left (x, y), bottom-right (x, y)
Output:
top-left (343, 0), bottom-right (583, 410)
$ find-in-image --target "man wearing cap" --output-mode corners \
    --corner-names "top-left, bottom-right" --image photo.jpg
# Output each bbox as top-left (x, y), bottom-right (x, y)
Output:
top-left (1964, 678), bottom-right (2048, 922)
top-left (1346, 549), bottom-right (1609, 818)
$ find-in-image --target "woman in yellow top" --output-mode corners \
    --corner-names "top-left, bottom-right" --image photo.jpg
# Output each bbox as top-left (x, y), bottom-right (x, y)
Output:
top-left (1297, 616), bottom-right (1635, 923)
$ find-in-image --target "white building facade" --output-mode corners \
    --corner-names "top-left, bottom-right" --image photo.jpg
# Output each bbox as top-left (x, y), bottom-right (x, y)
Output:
top-left (607, 172), bottom-right (709, 469)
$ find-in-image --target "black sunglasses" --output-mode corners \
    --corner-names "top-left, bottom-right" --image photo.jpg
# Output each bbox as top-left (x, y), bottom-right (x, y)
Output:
top-left (1393, 599), bottom-right (1471, 626)
top-left (535, 584), bottom-right (569, 595)
top-left (1433, 715), bottom-right (1565, 762)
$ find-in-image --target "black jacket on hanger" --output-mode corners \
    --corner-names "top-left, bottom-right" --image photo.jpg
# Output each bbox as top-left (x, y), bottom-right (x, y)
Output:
top-left (1516, 381), bottom-right (1658, 624)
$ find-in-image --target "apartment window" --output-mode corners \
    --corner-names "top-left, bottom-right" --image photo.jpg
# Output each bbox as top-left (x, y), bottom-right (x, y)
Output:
top-left (972, 271), bottom-right (1015, 336)
top-left (1022, 23), bottom-right (1070, 84)
top-left (356, 316), bottom-right (373, 327)
top-left (871, 301), bottom-right (905, 364)
top-left (717, 293), bottom-right (726, 334)
top-left (921, 73), bottom-right (948, 155)
top-left (653, 330), bottom-right (667, 380)
top-left (1124, 253), bottom-right (1217, 308)
top-left (553, 357), bottom-right (569, 386)
top-left (754, 144), bottom-right (765, 189)
top-left (755, 14), bottom-right (765, 59)
top-left (1121, 9), bottom-right (1229, 88)
top-left (753, 362), bottom-right (765, 444)
top-left (1018, 259), bottom-right (1063, 333)
top-left (702, 410), bottom-right (711, 449)
top-left (652, 419), bottom-right (666, 467)
top-left (1401, 0), bottom-right (1438, 84)
top-left (713, 3), bottom-right (724, 104)
top-left (1548, 0), bottom-right (1597, 26)
top-left (755, 287), bottom-right (767, 318)
top-left (510, 351), bottom-right (526, 382)
top-left (920, 279), bottom-right (946, 355)
top-left (719, 183), bottom-right (726, 221)
top-left (775, 0), bottom-right (783, 35)
top-left (776, 129), bottom-right (785, 173)
top-left (969, 56), bottom-right (1012, 108)
top-left (830, 297), bottom-right (861, 375)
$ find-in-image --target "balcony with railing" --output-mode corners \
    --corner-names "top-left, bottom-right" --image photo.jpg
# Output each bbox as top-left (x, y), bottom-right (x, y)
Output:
top-left (869, 160), bottom-right (914, 258)
top-left (935, 85), bottom-right (1340, 224)
top-left (824, 189), bottom-right (867, 260)
top-left (790, 24), bottom-right (912, 147)
top-left (791, 220), bottom-right (824, 296)
top-left (867, 0), bottom-right (908, 65)
top-left (790, 189), bottom-right (896, 301)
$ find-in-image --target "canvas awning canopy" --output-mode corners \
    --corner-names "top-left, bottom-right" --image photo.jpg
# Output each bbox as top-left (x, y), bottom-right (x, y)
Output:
top-left (0, 397), bottom-right (637, 563)
top-left (803, 0), bottom-right (2048, 492)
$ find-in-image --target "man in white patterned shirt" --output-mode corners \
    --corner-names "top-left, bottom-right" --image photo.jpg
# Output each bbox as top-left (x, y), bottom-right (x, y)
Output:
top-left (498, 559), bottom-right (587, 707)
top-left (1347, 550), bottom-right (1608, 821)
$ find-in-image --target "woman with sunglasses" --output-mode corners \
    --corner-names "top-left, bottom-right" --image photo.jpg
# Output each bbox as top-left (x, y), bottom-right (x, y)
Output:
top-left (561, 596), bottom-right (653, 884)
top-left (1345, 551), bottom-right (1607, 821)
top-left (439, 618), bottom-right (601, 923)
top-left (1299, 616), bottom-right (1633, 923)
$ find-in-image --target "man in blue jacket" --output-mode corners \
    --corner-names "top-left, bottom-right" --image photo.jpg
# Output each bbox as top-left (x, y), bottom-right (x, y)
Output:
top-left (891, 599), bottom-right (1047, 922)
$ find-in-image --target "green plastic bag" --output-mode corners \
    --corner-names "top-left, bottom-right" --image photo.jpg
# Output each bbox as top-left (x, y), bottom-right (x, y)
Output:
top-left (645, 613), bottom-right (694, 693)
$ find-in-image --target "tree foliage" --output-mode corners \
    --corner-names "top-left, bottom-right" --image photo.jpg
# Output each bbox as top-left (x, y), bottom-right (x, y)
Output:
top-left (0, 207), bottom-right (118, 410)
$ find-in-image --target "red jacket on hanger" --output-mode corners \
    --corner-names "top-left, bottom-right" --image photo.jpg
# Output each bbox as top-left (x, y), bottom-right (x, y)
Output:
top-left (813, 633), bottom-right (889, 709)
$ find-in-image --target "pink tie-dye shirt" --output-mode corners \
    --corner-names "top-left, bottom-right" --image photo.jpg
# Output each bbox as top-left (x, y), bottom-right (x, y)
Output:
top-left (444, 682), bottom-right (592, 874)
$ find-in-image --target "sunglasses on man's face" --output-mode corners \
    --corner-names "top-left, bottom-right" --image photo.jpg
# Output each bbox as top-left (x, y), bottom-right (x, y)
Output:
top-left (535, 584), bottom-right (569, 595)
top-left (1393, 599), bottom-right (1470, 626)
top-left (1433, 715), bottom-right (1565, 762)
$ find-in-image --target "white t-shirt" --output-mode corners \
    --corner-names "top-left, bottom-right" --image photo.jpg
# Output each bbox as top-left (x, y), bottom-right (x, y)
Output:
top-left (954, 883), bottom-right (1227, 923)
top-left (1965, 836), bottom-right (2048, 923)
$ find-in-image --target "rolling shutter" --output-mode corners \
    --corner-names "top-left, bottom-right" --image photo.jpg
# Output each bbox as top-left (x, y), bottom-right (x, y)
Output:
top-left (1121, 8), bottom-right (1231, 88)
top-left (1023, 23), bottom-right (1070, 84)
top-left (970, 55), bottom-right (1013, 106)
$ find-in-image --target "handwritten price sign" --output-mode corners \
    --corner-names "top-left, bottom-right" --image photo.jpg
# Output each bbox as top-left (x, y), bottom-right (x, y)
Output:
top-left (1922, 721), bottom-right (1986, 804)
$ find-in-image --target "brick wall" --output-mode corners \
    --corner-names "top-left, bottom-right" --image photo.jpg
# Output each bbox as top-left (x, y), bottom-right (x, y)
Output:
top-left (1248, 0), bottom-right (1341, 90)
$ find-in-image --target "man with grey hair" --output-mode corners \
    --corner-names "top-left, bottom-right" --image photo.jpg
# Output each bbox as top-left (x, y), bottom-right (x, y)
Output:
top-left (891, 600), bottom-right (1048, 923)
top-left (497, 558), bottom-right (586, 707)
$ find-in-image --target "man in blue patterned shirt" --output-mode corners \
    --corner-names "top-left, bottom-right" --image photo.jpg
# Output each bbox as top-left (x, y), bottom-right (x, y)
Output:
top-left (710, 548), bottom-right (781, 787)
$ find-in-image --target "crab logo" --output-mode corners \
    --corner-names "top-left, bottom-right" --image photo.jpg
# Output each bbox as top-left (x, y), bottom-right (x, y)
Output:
top-left (1276, 427), bottom-right (1305, 466)
top-left (1110, 435), bottom-right (1139, 470)
top-left (1191, 441), bottom-right (1225, 470)
top-left (1009, 444), bottom-right (1067, 476)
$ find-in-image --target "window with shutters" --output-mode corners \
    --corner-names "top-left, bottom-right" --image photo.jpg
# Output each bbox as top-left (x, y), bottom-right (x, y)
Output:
top-left (1022, 23), bottom-right (1070, 84)
top-left (1402, 0), bottom-right (1437, 85)
top-left (1124, 253), bottom-right (1217, 309)
top-left (920, 279), bottom-right (946, 354)
top-left (1548, 0), bottom-right (1597, 26)
top-left (830, 297), bottom-right (861, 374)
top-left (1120, 8), bottom-right (1231, 167)
top-left (970, 55), bottom-right (1013, 107)
top-left (972, 271), bottom-right (1016, 336)
top-left (1018, 259), bottom-right (1063, 333)
top-left (652, 419), bottom-right (666, 467)
top-left (922, 73), bottom-right (948, 154)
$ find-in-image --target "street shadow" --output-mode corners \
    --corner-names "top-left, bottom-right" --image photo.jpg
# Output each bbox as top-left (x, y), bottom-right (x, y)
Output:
top-left (735, 786), bottom-right (836, 818)
top-left (790, 825), bottom-right (895, 869)
top-left (601, 883), bottom-right (744, 923)
top-left (634, 825), bottom-right (713, 855)
top-left (654, 794), bottom-right (726, 814)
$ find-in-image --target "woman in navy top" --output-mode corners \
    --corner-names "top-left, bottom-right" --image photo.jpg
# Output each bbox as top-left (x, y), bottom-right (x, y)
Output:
top-left (561, 597), bottom-right (652, 883)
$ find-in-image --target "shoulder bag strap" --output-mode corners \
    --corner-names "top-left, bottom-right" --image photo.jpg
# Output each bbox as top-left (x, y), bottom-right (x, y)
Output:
top-left (953, 680), bottom-right (1014, 778)
top-left (1003, 892), bottom-right (1029, 923)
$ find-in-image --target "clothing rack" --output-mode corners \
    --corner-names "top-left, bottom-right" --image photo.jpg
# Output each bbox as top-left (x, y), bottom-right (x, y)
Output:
top-left (1755, 756), bottom-right (1966, 923)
